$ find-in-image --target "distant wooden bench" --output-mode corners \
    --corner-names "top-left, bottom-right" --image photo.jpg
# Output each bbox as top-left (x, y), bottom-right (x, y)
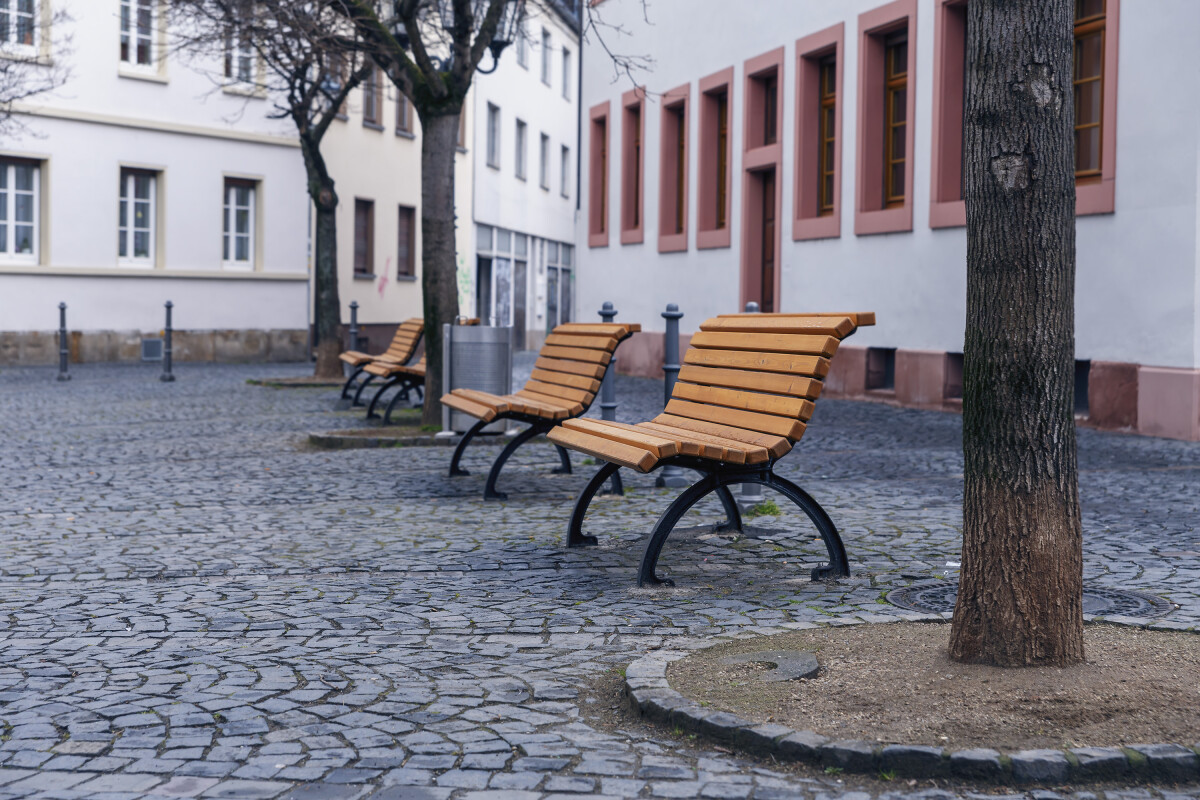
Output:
top-left (339, 318), bottom-right (424, 405)
top-left (362, 355), bottom-right (427, 423)
top-left (547, 311), bottom-right (875, 586)
top-left (441, 321), bottom-right (641, 500)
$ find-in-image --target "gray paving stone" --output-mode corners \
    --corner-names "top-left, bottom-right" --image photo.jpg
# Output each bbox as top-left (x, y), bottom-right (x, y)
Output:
top-left (1011, 750), bottom-right (1071, 784)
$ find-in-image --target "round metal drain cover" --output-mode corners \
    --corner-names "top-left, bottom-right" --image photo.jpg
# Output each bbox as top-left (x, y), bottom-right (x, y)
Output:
top-left (888, 581), bottom-right (1173, 618)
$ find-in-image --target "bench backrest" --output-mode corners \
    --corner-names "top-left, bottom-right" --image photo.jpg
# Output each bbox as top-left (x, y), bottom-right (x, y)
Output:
top-left (655, 312), bottom-right (875, 443)
top-left (382, 318), bottom-right (425, 363)
top-left (517, 322), bottom-right (642, 411)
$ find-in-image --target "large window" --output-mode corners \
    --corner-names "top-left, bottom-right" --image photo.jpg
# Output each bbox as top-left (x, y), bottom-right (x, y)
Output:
top-left (930, 0), bottom-right (967, 228)
top-left (515, 118), bottom-right (527, 180)
top-left (658, 84), bottom-right (688, 253)
top-left (545, 241), bottom-right (573, 333)
top-left (120, 0), bottom-right (155, 67)
top-left (794, 24), bottom-right (844, 241)
top-left (883, 32), bottom-right (908, 208)
top-left (818, 60), bottom-right (837, 215)
top-left (362, 67), bottom-right (381, 128)
top-left (540, 29), bottom-right (551, 85)
top-left (539, 133), bottom-right (550, 190)
top-left (354, 198), bottom-right (374, 277)
top-left (587, 102), bottom-right (609, 247)
top-left (697, 67), bottom-right (733, 249)
top-left (397, 205), bottom-right (415, 278)
top-left (222, 178), bottom-right (255, 268)
top-left (486, 103), bottom-right (500, 168)
top-left (560, 145), bottom-right (570, 198)
top-left (516, 23), bottom-right (528, 68)
top-left (1074, 0), bottom-right (1105, 179)
top-left (0, 0), bottom-right (35, 47)
top-left (395, 94), bottom-right (412, 134)
top-left (562, 48), bottom-right (572, 100)
top-left (118, 169), bottom-right (156, 266)
top-left (0, 159), bottom-right (38, 263)
top-left (620, 87), bottom-right (644, 243)
top-left (223, 10), bottom-right (254, 84)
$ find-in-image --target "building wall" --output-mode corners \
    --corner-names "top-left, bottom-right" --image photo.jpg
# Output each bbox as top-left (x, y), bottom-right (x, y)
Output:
top-left (579, 0), bottom-right (1200, 439)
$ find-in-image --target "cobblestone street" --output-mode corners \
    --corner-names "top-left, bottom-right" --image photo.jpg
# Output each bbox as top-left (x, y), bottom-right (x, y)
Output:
top-left (0, 361), bottom-right (1197, 800)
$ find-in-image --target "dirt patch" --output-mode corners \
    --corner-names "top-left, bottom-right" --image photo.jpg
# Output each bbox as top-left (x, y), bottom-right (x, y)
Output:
top-left (246, 376), bottom-right (345, 387)
top-left (668, 622), bottom-right (1200, 752)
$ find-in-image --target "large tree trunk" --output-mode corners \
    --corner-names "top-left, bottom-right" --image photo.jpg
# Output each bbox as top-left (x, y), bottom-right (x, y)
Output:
top-left (950, 0), bottom-right (1084, 667)
top-left (418, 112), bottom-right (462, 427)
top-left (312, 186), bottom-right (343, 379)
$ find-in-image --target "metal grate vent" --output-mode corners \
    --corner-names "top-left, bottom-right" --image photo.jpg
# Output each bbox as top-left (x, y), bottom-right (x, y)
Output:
top-left (141, 338), bottom-right (164, 361)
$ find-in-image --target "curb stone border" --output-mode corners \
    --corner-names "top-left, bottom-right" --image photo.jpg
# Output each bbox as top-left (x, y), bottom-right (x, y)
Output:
top-left (623, 618), bottom-right (1200, 786)
top-left (307, 431), bottom-right (522, 450)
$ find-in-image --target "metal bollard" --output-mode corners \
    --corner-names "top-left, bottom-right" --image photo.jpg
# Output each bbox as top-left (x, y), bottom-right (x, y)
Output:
top-left (598, 302), bottom-right (618, 422)
top-left (739, 301), bottom-right (765, 508)
top-left (655, 303), bottom-right (688, 488)
top-left (348, 301), bottom-right (361, 352)
top-left (160, 301), bottom-right (176, 383)
top-left (56, 302), bottom-right (70, 382)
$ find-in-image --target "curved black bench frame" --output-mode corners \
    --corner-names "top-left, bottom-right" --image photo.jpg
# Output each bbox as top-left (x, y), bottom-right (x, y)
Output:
top-left (365, 373), bottom-right (425, 423)
top-left (566, 457), bottom-right (848, 587)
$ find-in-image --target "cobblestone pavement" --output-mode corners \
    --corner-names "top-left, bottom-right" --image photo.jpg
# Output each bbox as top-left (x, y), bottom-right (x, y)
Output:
top-left (0, 360), bottom-right (1197, 800)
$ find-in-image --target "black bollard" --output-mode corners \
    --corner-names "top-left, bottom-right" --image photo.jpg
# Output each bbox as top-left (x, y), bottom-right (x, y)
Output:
top-left (349, 301), bottom-right (360, 352)
top-left (598, 301), bottom-right (618, 422)
top-left (655, 303), bottom-right (688, 488)
top-left (160, 301), bottom-right (176, 382)
top-left (56, 302), bottom-right (70, 382)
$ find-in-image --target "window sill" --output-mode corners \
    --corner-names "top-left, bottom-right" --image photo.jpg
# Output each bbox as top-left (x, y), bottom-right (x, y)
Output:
top-left (516, 174), bottom-right (527, 182)
top-left (620, 228), bottom-right (644, 245)
top-left (658, 232), bottom-right (687, 253)
top-left (1077, 179), bottom-right (1115, 216)
top-left (363, 121), bottom-right (385, 132)
top-left (793, 213), bottom-right (841, 241)
top-left (222, 262), bottom-right (256, 272)
top-left (929, 200), bottom-right (965, 229)
top-left (487, 162), bottom-right (501, 171)
top-left (854, 204), bottom-right (912, 236)
top-left (395, 274), bottom-right (417, 282)
top-left (588, 232), bottom-right (609, 248)
top-left (223, 83), bottom-right (265, 99)
top-left (395, 129), bottom-right (415, 139)
top-left (540, 184), bottom-right (550, 192)
top-left (697, 227), bottom-right (731, 250)
top-left (457, 146), bottom-right (468, 154)
top-left (353, 273), bottom-right (376, 281)
top-left (118, 66), bottom-right (168, 84)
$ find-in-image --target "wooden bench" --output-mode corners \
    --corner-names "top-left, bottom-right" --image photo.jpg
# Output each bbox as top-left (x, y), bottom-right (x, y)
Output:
top-left (441, 321), bottom-right (641, 500)
top-left (361, 355), bottom-right (427, 423)
top-left (547, 311), bottom-right (875, 586)
top-left (339, 318), bottom-right (424, 405)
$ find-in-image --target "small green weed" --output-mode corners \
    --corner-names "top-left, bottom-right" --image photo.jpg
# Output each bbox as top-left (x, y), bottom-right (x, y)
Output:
top-left (582, 457), bottom-right (596, 465)
top-left (420, 424), bottom-right (441, 432)
top-left (744, 499), bottom-right (782, 519)
top-left (878, 770), bottom-right (896, 781)
top-left (823, 766), bottom-right (843, 775)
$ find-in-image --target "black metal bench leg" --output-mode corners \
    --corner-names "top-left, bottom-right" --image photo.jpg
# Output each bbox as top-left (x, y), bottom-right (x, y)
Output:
top-left (552, 444), bottom-right (572, 474)
top-left (351, 373), bottom-right (376, 407)
top-left (366, 377), bottom-right (400, 420)
top-left (599, 466), bottom-right (624, 496)
top-left (483, 423), bottom-right (547, 501)
top-left (340, 366), bottom-right (364, 400)
top-left (638, 472), bottom-right (721, 587)
top-left (566, 462), bottom-right (621, 547)
top-left (382, 380), bottom-right (413, 425)
top-left (713, 485), bottom-right (743, 533)
top-left (760, 472), bottom-right (849, 580)
top-left (448, 418), bottom-right (489, 477)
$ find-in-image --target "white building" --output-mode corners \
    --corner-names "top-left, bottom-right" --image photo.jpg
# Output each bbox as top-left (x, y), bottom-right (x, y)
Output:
top-left (471, 0), bottom-right (580, 350)
top-left (578, 0), bottom-right (1200, 442)
top-left (0, 0), bottom-right (311, 364)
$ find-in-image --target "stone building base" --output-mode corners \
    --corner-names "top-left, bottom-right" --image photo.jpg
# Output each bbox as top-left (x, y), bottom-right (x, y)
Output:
top-left (0, 329), bottom-right (309, 365)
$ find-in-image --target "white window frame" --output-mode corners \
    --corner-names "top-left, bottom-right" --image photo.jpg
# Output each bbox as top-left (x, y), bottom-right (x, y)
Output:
top-left (118, 169), bottom-right (156, 267)
top-left (0, 0), bottom-right (37, 51)
top-left (560, 145), bottom-right (570, 198)
top-left (223, 18), bottom-right (255, 86)
top-left (562, 47), bottom-right (571, 100)
top-left (539, 133), bottom-right (550, 190)
top-left (514, 119), bottom-right (527, 180)
top-left (515, 23), bottom-right (528, 69)
top-left (119, 0), bottom-right (156, 69)
top-left (486, 103), bottom-right (500, 169)
top-left (0, 159), bottom-right (39, 265)
top-left (223, 178), bottom-right (256, 270)
top-left (540, 28), bottom-right (551, 85)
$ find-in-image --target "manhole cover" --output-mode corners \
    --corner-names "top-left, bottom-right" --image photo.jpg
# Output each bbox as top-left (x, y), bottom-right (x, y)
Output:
top-left (887, 581), bottom-right (1173, 618)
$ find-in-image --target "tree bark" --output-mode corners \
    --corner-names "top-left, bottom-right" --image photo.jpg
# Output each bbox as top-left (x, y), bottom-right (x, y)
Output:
top-left (301, 138), bottom-right (344, 380)
top-left (950, 0), bottom-right (1084, 666)
top-left (418, 112), bottom-right (462, 426)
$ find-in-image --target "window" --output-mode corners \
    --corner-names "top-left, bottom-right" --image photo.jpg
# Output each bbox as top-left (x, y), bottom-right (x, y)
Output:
top-left (486, 103), bottom-right (500, 168)
top-left (0, 0), bottom-right (35, 47)
top-left (562, 48), bottom-right (572, 100)
top-left (396, 94), bottom-right (412, 134)
top-left (539, 133), bottom-right (550, 190)
top-left (223, 9), bottom-right (254, 85)
top-left (354, 198), bottom-right (374, 277)
top-left (119, 0), bottom-right (155, 67)
top-left (545, 240), bottom-right (573, 332)
top-left (745, 53), bottom-right (781, 151)
top-left (588, 102), bottom-right (609, 247)
top-left (397, 205), bottom-right (415, 278)
top-left (560, 145), bottom-right (570, 198)
top-left (0, 159), bottom-right (38, 263)
top-left (930, 0), bottom-right (966, 228)
top-left (658, 84), bottom-right (688, 253)
top-left (515, 119), bottom-right (527, 180)
top-left (516, 24), bottom-right (528, 68)
top-left (1074, 0), bottom-right (1104, 180)
top-left (854, 0), bottom-right (916, 235)
top-left (540, 28), bottom-right (551, 85)
top-left (741, 48), bottom-right (784, 313)
top-left (362, 67), bottom-right (382, 128)
top-left (795, 26), bottom-right (844, 240)
top-left (818, 59), bottom-right (837, 216)
top-left (118, 169), bottom-right (156, 266)
top-left (697, 67), bottom-right (733, 249)
top-left (222, 178), bottom-right (256, 268)
top-left (620, 87), bottom-right (644, 243)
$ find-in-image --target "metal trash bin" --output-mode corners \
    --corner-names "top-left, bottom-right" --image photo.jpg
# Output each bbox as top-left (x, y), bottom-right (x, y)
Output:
top-left (443, 322), bottom-right (513, 433)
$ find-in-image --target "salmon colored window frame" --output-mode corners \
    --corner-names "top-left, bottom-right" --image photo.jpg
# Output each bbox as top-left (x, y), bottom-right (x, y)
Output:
top-left (930, 0), bottom-right (1118, 227)
top-left (697, 66), bottom-right (733, 250)
top-left (740, 47), bottom-right (784, 311)
top-left (620, 87), bottom-right (645, 245)
top-left (855, 0), bottom-right (917, 236)
top-left (794, 23), bottom-right (844, 241)
top-left (588, 101), bottom-right (610, 248)
top-left (658, 83), bottom-right (689, 254)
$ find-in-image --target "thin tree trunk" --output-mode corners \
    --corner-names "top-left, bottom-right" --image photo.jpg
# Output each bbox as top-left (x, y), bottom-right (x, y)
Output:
top-left (950, 0), bottom-right (1084, 667)
top-left (301, 136), bottom-right (343, 380)
top-left (418, 112), bottom-right (462, 427)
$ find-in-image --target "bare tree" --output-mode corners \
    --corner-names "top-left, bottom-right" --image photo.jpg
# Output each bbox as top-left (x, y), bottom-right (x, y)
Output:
top-left (0, 4), bottom-right (71, 136)
top-left (172, 1), bottom-right (371, 379)
top-left (950, 0), bottom-right (1084, 666)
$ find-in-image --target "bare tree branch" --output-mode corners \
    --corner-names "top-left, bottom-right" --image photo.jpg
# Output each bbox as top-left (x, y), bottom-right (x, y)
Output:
top-left (0, 6), bottom-right (72, 136)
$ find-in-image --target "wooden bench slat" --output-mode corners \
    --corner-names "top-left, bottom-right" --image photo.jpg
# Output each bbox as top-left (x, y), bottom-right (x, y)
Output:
top-left (683, 349), bottom-right (830, 378)
top-left (539, 345), bottom-right (613, 364)
top-left (452, 388), bottom-right (510, 415)
top-left (672, 382), bottom-right (815, 421)
top-left (651, 414), bottom-right (796, 458)
top-left (658, 400), bottom-right (805, 444)
top-left (636, 422), bottom-right (772, 464)
top-left (544, 333), bottom-right (620, 352)
top-left (529, 368), bottom-right (602, 394)
top-left (533, 357), bottom-right (607, 380)
top-left (689, 331), bottom-right (840, 358)
top-left (547, 427), bottom-right (659, 473)
top-left (700, 315), bottom-right (855, 338)
top-left (561, 419), bottom-right (679, 459)
top-left (717, 311), bottom-right (876, 327)
top-left (554, 323), bottom-right (638, 337)
top-left (514, 390), bottom-right (583, 417)
top-left (521, 379), bottom-right (592, 404)
top-left (677, 365), bottom-right (822, 399)
top-left (442, 393), bottom-right (498, 423)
